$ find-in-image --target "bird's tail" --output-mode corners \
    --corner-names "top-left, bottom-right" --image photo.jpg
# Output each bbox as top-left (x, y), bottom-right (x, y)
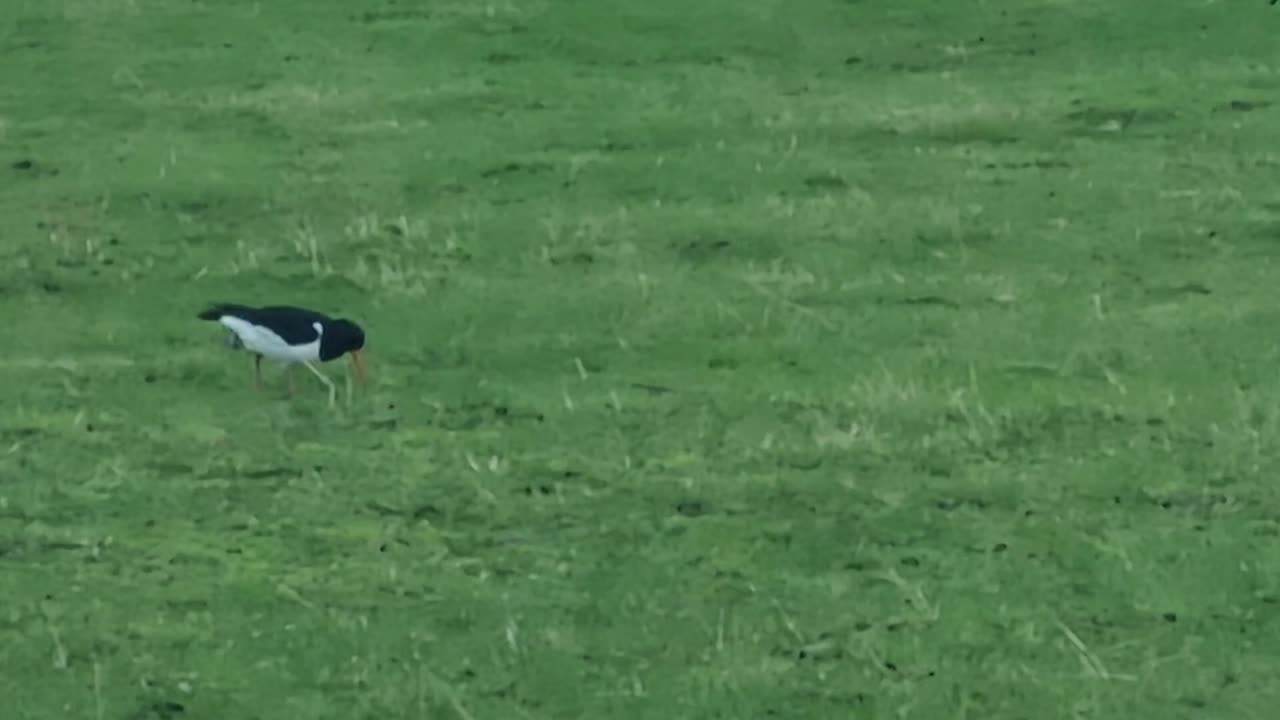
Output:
top-left (197, 303), bottom-right (250, 321)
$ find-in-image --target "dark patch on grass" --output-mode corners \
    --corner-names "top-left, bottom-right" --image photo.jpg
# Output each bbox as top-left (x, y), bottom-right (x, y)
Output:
top-left (849, 120), bottom-right (1022, 149)
top-left (803, 173), bottom-right (847, 190)
top-left (6, 37), bottom-right (44, 50)
top-left (1217, 99), bottom-right (1270, 112)
top-left (1142, 490), bottom-right (1236, 512)
top-left (239, 467), bottom-right (301, 480)
top-left (892, 295), bottom-right (961, 309)
top-left (355, 9), bottom-right (433, 23)
top-left (930, 123), bottom-right (1025, 146)
top-left (1064, 106), bottom-right (1178, 133)
top-left (954, 404), bottom-right (1160, 462)
top-left (480, 161), bottom-right (553, 179)
top-left (547, 250), bottom-right (594, 266)
top-left (10, 157), bottom-right (57, 178)
top-left (1144, 282), bottom-right (1211, 299)
top-left (646, 52), bottom-right (733, 68)
top-left (793, 635), bottom-right (843, 661)
top-left (176, 200), bottom-right (211, 214)
top-left (432, 402), bottom-right (544, 430)
top-left (136, 700), bottom-right (186, 720)
top-left (0, 427), bottom-right (41, 440)
top-left (934, 496), bottom-right (989, 511)
top-left (35, 540), bottom-right (86, 554)
top-left (630, 382), bottom-right (676, 395)
top-left (884, 59), bottom-right (957, 74)
top-left (675, 499), bottom-right (709, 517)
top-left (677, 238), bottom-right (732, 263)
top-left (364, 500), bottom-right (402, 517)
top-left (984, 158), bottom-right (1072, 171)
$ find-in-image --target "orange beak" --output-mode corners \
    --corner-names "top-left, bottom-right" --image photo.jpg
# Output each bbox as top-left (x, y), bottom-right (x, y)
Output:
top-left (350, 349), bottom-right (367, 385)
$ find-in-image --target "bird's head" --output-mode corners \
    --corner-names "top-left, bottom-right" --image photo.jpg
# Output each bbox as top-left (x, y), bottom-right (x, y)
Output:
top-left (328, 319), bottom-right (367, 383)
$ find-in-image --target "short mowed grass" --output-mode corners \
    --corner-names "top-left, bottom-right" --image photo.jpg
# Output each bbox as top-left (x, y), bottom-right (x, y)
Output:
top-left (4, 0), bottom-right (1280, 717)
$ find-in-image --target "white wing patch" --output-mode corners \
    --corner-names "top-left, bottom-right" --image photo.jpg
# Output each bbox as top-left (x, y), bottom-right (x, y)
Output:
top-left (219, 315), bottom-right (321, 363)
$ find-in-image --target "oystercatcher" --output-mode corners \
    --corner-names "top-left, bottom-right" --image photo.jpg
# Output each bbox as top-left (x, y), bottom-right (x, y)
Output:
top-left (197, 303), bottom-right (367, 406)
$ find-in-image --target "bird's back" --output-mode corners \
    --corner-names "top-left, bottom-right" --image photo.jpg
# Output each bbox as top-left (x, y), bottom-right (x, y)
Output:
top-left (200, 303), bottom-right (333, 346)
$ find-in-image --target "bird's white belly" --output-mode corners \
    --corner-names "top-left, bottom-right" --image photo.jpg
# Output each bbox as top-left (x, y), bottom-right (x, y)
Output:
top-left (220, 316), bottom-right (320, 363)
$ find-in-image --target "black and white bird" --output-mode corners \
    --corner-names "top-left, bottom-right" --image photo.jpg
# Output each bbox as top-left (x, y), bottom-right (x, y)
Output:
top-left (197, 303), bottom-right (367, 406)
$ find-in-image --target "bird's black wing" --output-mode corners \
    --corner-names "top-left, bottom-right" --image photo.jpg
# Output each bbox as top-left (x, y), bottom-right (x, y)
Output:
top-left (198, 303), bottom-right (330, 345)
top-left (250, 306), bottom-right (332, 345)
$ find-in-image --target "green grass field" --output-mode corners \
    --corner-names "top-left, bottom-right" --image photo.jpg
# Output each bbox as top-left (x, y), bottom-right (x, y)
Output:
top-left (4, 0), bottom-right (1280, 717)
